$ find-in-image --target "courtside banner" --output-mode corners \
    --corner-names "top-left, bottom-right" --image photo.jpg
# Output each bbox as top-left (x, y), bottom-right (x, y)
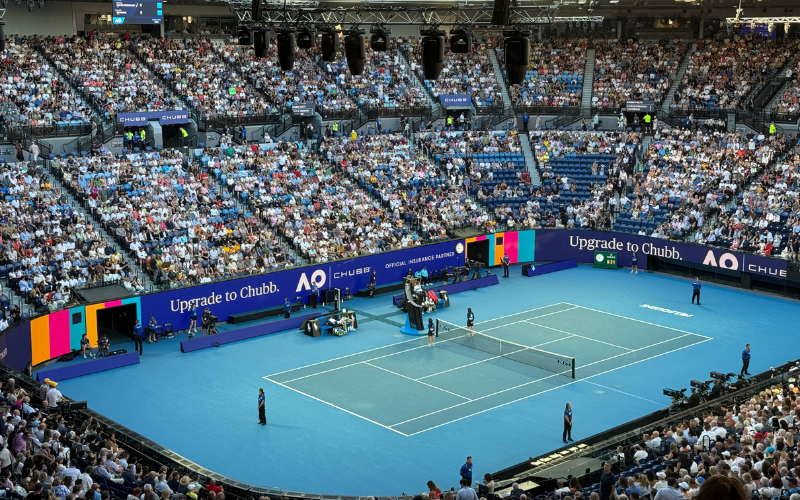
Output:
top-left (140, 241), bottom-right (465, 330)
top-left (532, 230), bottom-right (787, 279)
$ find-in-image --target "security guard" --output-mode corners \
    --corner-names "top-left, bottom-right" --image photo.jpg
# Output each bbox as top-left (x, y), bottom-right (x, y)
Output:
top-left (310, 284), bottom-right (319, 309)
top-left (139, 128), bottom-right (146, 145)
top-left (283, 297), bottom-right (292, 319)
top-left (563, 403), bottom-right (573, 443)
top-left (124, 129), bottom-right (134, 151)
top-left (376, 117), bottom-right (381, 132)
top-left (133, 319), bottom-right (144, 355)
top-left (617, 115), bottom-right (623, 130)
top-left (769, 122), bottom-right (776, 135)
top-left (521, 112), bottom-right (529, 132)
top-left (446, 115), bottom-right (454, 128)
top-left (643, 113), bottom-right (652, 132)
top-left (180, 126), bottom-right (189, 147)
top-left (332, 122), bottom-right (339, 135)
top-left (132, 129), bottom-right (140, 149)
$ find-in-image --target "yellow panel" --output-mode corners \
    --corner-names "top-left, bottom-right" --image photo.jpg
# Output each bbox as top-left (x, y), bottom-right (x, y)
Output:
top-left (85, 303), bottom-right (104, 346)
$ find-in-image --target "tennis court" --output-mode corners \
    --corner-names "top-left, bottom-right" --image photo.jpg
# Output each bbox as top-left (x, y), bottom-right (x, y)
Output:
top-left (263, 302), bottom-right (711, 436)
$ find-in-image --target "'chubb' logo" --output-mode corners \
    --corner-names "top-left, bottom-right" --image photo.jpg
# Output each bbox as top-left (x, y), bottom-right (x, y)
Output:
top-left (296, 270), bottom-right (326, 292)
top-left (702, 250), bottom-right (739, 270)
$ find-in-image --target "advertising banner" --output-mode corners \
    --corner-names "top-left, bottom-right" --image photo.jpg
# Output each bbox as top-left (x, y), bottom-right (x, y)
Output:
top-left (116, 110), bottom-right (189, 125)
top-left (140, 241), bottom-right (466, 330)
top-left (440, 94), bottom-right (472, 107)
top-left (593, 251), bottom-right (617, 269)
top-left (533, 230), bottom-right (788, 279)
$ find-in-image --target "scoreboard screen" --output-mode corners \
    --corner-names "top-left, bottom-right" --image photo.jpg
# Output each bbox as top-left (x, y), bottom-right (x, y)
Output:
top-left (112, 0), bottom-right (163, 25)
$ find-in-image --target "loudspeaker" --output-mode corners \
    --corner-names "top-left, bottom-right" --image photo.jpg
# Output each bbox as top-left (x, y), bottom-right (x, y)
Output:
top-left (505, 34), bottom-right (529, 85)
top-left (60, 352), bottom-right (75, 362)
top-left (251, 0), bottom-right (262, 21)
top-left (321, 32), bottom-right (339, 62)
top-left (522, 264), bottom-right (532, 275)
top-left (421, 35), bottom-right (445, 80)
top-left (450, 33), bottom-right (472, 54)
top-left (371, 33), bottom-right (388, 51)
top-left (0, 24), bottom-right (5, 53)
top-left (238, 28), bottom-right (252, 45)
top-left (492, 0), bottom-right (511, 25)
top-left (253, 29), bottom-right (269, 59)
top-left (277, 32), bottom-right (296, 71)
top-left (741, 272), bottom-right (752, 289)
top-left (109, 349), bottom-right (127, 357)
top-left (297, 29), bottom-right (314, 49)
top-left (344, 33), bottom-right (366, 75)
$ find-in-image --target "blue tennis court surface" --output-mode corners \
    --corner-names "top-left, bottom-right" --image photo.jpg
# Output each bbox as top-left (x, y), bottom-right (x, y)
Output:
top-left (265, 302), bottom-right (711, 436)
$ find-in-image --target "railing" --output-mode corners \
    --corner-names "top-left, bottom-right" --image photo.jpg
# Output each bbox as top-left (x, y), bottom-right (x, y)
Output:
top-left (318, 107), bottom-right (359, 121)
top-left (194, 111), bottom-right (281, 131)
top-left (367, 106), bottom-right (430, 119)
top-left (474, 104), bottom-right (504, 115)
top-left (6, 122), bottom-right (92, 138)
top-left (666, 104), bottom-right (736, 120)
top-left (767, 110), bottom-right (800, 123)
top-left (516, 105), bottom-right (581, 116)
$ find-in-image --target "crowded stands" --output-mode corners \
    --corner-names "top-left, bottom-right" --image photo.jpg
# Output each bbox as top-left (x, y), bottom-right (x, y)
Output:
top-left (505, 38), bottom-right (587, 110)
top-left (774, 60), bottom-right (800, 121)
top-left (41, 34), bottom-right (184, 119)
top-left (674, 36), bottom-right (800, 112)
top-left (404, 40), bottom-right (503, 110)
top-left (592, 38), bottom-right (687, 110)
top-left (133, 37), bottom-right (276, 119)
top-left (0, 38), bottom-right (91, 128)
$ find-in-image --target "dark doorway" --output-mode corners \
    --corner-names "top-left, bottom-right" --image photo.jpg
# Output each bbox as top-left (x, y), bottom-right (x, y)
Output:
top-left (96, 304), bottom-right (137, 346)
top-left (467, 239), bottom-right (490, 267)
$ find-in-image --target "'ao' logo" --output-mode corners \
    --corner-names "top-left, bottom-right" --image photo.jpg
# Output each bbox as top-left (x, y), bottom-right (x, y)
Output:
top-left (702, 250), bottom-right (739, 270)
top-left (296, 270), bottom-right (326, 292)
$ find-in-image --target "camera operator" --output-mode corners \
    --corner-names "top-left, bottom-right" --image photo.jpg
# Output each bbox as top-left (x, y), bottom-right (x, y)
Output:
top-left (709, 381), bottom-right (724, 399)
top-left (686, 388), bottom-right (701, 407)
top-left (201, 308), bottom-right (218, 336)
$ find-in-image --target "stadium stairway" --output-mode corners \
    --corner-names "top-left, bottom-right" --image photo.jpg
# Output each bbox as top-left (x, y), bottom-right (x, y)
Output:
top-left (663, 42), bottom-right (696, 108)
top-left (580, 49), bottom-right (596, 111)
top-left (45, 166), bottom-right (156, 291)
top-left (399, 49), bottom-right (441, 115)
top-left (488, 49), bottom-right (513, 115)
top-left (764, 51), bottom-right (800, 114)
top-left (519, 135), bottom-right (541, 185)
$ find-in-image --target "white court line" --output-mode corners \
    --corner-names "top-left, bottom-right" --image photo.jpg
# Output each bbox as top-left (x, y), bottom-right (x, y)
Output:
top-left (275, 307), bottom-right (581, 384)
top-left (401, 337), bottom-right (713, 436)
top-left (523, 321), bottom-right (633, 351)
top-left (473, 302), bottom-right (573, 326)
top-left (561, 302), bottom-right (714, 340)
top-left (390, 333), bottom-right (704, 429)
top-left (480, 306), bottom-right (580, 332)
top-left (265, 303), bottom-right (574, 379)
top-left (415, 335), bottom-right (577, 381)
top-left (582, 380), bottom-right (664, 406)
top-left (363, 362), bottom-right (472, 401)
top-left (262, 377), bottom-right (411, 437)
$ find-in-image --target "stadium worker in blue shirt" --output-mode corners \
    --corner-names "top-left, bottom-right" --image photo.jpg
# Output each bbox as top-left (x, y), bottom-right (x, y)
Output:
top-left (502, 253), bottom-right (510, 278)
top-left (460, 456), bottom-right (473, 482)
top-left (133, 319), bottom-right (144, 355)
top-left (284, 298), bottom-right (292, 319)
top-left (741, 344), bottom-right (751, 376)
top-left (257, 388), bottom-right (266, 425)
top-left (691, 276), bottom-right (701, 305)
top-left (563, 403), bottom-right (573, 443)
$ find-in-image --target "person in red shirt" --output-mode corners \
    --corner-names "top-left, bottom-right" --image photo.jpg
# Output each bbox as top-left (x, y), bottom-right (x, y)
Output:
top-left (205, 479), bottom-right (222, 494)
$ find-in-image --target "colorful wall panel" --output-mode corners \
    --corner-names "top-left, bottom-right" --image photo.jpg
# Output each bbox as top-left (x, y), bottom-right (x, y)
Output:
top-left (466, 230), bottom-right (536, 265)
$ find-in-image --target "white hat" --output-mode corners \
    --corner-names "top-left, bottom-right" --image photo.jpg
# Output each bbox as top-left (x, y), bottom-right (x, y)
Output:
top-left (679, 482), bottom-right (689, 490)
top-left (657, 472), bottom-right (666, 479)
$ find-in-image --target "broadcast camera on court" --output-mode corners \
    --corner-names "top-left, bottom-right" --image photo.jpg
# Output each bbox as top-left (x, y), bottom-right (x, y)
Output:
top-left (663, 387), bottom-right (687, 407)
top-left (203, 308), bottom-right (219, 335)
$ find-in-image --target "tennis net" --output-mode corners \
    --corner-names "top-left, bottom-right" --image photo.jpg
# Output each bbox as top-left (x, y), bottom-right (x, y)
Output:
top-left (436, 319), bottom-right (576, 378)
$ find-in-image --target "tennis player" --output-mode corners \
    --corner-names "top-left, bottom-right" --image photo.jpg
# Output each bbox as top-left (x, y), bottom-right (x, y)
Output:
top-left (428, 318), bottom-right (435, 347)
top-left (467, 308), bottom-right (475, 335)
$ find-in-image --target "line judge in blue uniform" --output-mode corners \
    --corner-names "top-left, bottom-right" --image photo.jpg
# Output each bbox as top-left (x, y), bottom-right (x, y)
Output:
top-left (691, 277), bottom-right (701, 305)
top-left (502, 253), bottom-right (510, 278)
top-left (563, 402), bottom-right (573, 443)
top-left (741, 344), bottom-right (751, 376)
top-left (283, 298), bottom-right (292, 319)
top-left (257, 388), bottom-right (266, 425)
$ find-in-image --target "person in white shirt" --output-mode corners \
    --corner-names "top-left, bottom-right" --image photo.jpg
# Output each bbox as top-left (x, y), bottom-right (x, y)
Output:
top-left (633, 444), bottom-right (649, 462)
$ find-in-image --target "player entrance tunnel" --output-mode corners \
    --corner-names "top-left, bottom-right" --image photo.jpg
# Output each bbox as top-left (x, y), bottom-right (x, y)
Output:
top-left (467, 239), bottom-right (490, 267)
top-left (96, 304), bottom-right (138, 344)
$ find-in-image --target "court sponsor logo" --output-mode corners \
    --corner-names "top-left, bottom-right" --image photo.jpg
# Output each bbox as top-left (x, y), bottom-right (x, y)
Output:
top-left (702, 249), bottom-right (786, 277)
top-left (639, 304), bottom-right (693, 318)
top-left (296, 269), bottom-right (327, 292)
top-left (0, 348), bottom-right (7, 361)
top-left (568, 236), bottom-right (682, 259)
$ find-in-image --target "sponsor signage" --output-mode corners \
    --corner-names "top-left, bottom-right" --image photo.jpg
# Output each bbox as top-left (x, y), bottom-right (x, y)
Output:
top-left (116, 110), bottom-right (189, 125)
top-left (140, 241), bottom-right (465, 330)
top-left (533, 230), bottom-right (788, 279)
top-left (440, 94), bottom-right (472, 107)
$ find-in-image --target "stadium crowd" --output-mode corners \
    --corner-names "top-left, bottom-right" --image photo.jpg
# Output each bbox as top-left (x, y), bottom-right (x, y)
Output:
top-left (774, 60), bottom-right (800, 120)
top-left (506, 38), bottom-right (587, 109)
top-left (0, 38), bottom-right (91, 127)
top-left (41, 34), bottom-right (183, 119)
top-left (674, 36), bottom-right (800, 111)
top-left (592, 39), bottom-right (687, 110)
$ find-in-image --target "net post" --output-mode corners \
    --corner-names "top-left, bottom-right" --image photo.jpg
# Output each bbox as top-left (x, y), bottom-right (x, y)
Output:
top-left (571, 358), bottom-right (576, 379)
top-left (435, 318), bottom-right (439, 338)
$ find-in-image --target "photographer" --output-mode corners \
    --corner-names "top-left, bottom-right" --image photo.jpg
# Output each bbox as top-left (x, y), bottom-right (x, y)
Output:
top-left (202, 308), bottom-right (218, 336)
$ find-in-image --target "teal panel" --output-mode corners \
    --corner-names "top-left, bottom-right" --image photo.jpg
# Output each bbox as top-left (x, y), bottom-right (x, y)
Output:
top-left (519, 230), bottom-right (536, 261)
top-left (68, 305), bottom-right (87, 351)
top-left (121, 297), bottom-right (142, 324)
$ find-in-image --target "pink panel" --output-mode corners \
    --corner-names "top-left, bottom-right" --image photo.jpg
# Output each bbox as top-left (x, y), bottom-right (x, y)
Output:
top-left (104, 300), bottom-right (123, 308)
top-left (48, 310), bottom-right (71, 358)
top-left (505, 231), bottom-right (519, 263)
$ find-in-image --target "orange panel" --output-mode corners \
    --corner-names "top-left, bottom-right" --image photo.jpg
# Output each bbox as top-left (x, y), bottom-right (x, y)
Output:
top-left (30, 316), bottom-right (51, 365)
top-left (85, 303), bottom-right (104, 346)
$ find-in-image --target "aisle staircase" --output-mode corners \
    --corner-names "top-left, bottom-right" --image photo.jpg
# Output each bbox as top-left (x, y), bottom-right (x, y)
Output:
top-left (580, 49), bottom-right (596, 111)
top-left (663, 44), bottom-right (696, 108)
top-left (488, 49), bottom-right (514, 115)
top-left (519, 134), bottom-right (540, 185)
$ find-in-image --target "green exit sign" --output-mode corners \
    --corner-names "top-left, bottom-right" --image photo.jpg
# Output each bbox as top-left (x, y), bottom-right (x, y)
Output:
top-left (593, 251), bottom-right (617, 269)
